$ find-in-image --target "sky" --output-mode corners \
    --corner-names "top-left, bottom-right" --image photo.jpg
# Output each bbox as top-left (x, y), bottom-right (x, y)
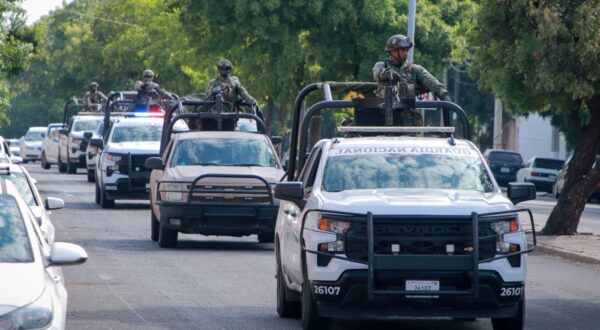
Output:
top-left (22, 0), bottom-right (71, 25)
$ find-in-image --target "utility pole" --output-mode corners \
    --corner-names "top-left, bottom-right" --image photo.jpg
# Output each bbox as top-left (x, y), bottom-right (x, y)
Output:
top-left (493, 98), bottom-right (503, 149)
top-left (407, 0), bottom-right (416, 63)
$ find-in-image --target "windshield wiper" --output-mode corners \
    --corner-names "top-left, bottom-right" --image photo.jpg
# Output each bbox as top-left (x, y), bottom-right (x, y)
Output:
top-left (230, 163), bottom-right (264, 167)
top-left (189, 162), bottom-right (221, 166)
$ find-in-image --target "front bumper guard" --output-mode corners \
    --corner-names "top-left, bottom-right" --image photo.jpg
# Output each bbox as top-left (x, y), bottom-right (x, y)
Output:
top-left (301, 209), bottom-right (536, 300)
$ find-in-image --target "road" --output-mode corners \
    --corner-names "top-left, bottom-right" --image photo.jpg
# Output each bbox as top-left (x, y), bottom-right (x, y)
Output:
top-left (26, 164), bottom-right (600, 329)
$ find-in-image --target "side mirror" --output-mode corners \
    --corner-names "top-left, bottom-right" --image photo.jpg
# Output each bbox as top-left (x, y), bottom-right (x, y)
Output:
top-left (271, 136), bottom-right (283, 145)
top-left (507, 182), bottom-right (536, 204)
top-left (145, 157), bottom-right (165, 170)
top-left (90, 138), bottom-right (103, 149)
top-left (58, 128), bottom-right (68, 135)
top-left (48, 242), bottom-right (87, 266)
top-left (83, 131), bottom-right (93, 139)
top-left (45, 197), bottom-right (64, 210)
top-left (10, 156), bottom-right (22, 164)
top-left (274, 182), bottom-right (306, 208)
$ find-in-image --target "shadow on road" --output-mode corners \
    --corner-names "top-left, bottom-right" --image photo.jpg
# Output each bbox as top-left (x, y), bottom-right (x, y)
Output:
top-left (68, 237), bottom-right (273, 253)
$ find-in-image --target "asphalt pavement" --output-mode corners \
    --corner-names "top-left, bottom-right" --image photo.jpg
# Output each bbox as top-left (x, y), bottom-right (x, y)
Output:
top-left (27, 164), bottom-right (600, 329)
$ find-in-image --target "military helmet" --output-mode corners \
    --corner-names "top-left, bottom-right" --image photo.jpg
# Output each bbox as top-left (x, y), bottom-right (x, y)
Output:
top-left (385, 34), bottom-right (413, 51)
top-left (217, 59), bottom-right (233, 70)
top-left (143, 69), bottom-right (155, 78)
top-left (89, 82), bottom-right (99, 88)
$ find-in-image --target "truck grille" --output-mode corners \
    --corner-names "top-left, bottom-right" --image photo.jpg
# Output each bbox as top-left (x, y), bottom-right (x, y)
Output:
top-left (344, 217), bottom-right (496, 261)
top-left (189, 184), bottom-right (271, 204)
top-left (118, 154), bottom-right (156, 175)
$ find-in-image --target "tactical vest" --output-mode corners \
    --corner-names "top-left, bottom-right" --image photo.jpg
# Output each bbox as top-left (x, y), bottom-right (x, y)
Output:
top-left (211, 78), bottom-right (238, 103)
top-left (385, 61), bottom-right (416, 99)
top-left (88, 92), bottom-right (102, 104)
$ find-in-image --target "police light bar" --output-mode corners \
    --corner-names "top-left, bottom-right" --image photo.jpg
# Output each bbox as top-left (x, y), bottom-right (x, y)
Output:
top-left (337, 126), bottom-right (456, 134)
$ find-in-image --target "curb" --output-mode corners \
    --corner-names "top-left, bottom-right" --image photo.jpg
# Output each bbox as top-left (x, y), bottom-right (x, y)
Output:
top-left (534, 243), bottom-right (600, 266)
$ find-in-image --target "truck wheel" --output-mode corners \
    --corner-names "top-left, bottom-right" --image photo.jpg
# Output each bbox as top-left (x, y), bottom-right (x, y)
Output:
top-left (58, 154), bottom-right (67, 173)
top-left (258, 232), bottom-right (274, 244)
top-left (150, 209), bottom-right (159, 242)
top-left (95, 182), bottom-right (100, 204)
top-left (158, 221), bottom-right (178, 248)
top-left (277, 244), bottom-right (300, 318)
top-left (66, 152), bottom-right (77, 174)
top-left (41, 152), bottom-right (51, 169)
top-left (492, 297), bottom-right (525, 330)
top-left (99, 186), bottom-right (115, 208)
top-left (87, 170), bottom-right (95, 183)
top-left (301, 260), bottom-right (330, 330)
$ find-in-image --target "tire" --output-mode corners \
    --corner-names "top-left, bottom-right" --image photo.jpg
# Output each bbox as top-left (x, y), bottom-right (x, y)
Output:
top-left (41, 152), bottom-right (51, 169)
top-left (66, 152), bottom-right (77, 174)
top-left (492, 297), bottom-right (525, 330)
top-left (258, 232), bottom-right (274, 244)
top-left (23, 160), bottom-right (29, 164)
top-left (158, 220), bottom-right (178, 248)
top-left (276, 243), bottom-right (301, 318)
top-left (87, 170), bottom-right (95, 183)
top-left (99, 185), bottom-right (115, 208)
top-left (95, 182), bottom-right (100, 204)
top-left (58, 154), bottom-right (67, 173)
top-left (301, 260), bottom-right (330, 330)
top-left (150, 209), bottom-right (159, 242)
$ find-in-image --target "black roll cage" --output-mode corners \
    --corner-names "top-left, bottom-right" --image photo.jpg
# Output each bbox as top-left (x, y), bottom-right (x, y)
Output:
top-left (61, 98), bottom-right (84, 127)
top-left (286, 82), bottom-right (471, 180)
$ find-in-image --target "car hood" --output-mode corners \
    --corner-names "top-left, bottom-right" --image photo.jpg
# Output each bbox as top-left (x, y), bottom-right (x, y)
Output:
top-left (165, 165), bottom-right (285, 185)
top-left (107, 141), bottom-right (160, 155)
top-left (0, 263), bottom-right (45, 311)
top-left (318, 189), bottom-right (513, 216)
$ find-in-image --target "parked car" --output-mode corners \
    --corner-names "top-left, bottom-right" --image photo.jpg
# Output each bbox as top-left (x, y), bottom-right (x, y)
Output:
top-left (41, 123), bottom-right (65, 170)
top-left (8, 139), bottom-right (20, 157)
top-left (0, 162), bottom-right (64, 243)
top-left (20, 127), bottom-right (46, 163)
top-left (553, 156), bottom-right (600, 201)
top-left (516, 157), bottom-right (564, 193)
top-left (482, 149), bottom-right (524, 187)
top-left (0, 180), bottom-right (87, 330)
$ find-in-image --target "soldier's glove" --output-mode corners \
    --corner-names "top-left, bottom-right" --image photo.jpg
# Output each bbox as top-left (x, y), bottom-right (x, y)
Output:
top-left (381, 70), bottom-right (402, 83)
top-left (438, 93), bottom-right (451, 102)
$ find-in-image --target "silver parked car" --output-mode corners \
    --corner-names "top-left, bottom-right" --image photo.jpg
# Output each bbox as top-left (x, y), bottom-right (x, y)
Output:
top-left (0, 180), bottom-right (87, 330)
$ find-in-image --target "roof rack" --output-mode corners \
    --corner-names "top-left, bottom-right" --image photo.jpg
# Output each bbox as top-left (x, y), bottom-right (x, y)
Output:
top-left (286, 82), bottom-right (471, 180)
top-left (159, 99), bottom-right (267, 156)
top-left (337, 126), bottom-right (456, 134)
top-left (61, 98), bottom-right (84, 126)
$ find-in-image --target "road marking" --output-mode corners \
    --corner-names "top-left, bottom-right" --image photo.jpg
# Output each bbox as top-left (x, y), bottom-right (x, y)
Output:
top-left (99, 274), bottom-right (146, 322)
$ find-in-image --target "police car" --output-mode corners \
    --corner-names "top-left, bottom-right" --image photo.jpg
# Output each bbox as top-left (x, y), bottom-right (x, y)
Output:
top-left (273, 82), bottom-right (536, 330)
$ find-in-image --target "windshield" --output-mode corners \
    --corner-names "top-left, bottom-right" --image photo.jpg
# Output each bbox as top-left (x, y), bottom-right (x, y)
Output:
top-left (73, 120), bottom-right (101, 132)
top-left (9, 140), bottom-right (20, 147)
top-left (323, 149), bottom-right (494, 193)
top-left (533, 158), bottom-right (564, 170)
top-left (4, 173), bottom-right (36, 206)
top-left (23, 131), bottom-right (44, 141)
top-left (0, 196), bottom-right (32, 263)
top-left (488, 151), bottom-right (523, 164)
top-left (171, 138), bottom-right (278, 167)
top-left (111, 125), bottom-right (162, 143)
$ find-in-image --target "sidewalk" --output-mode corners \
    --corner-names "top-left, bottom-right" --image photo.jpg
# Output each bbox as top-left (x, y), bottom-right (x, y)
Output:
top-left (523, 200), bottom-right (600, 265)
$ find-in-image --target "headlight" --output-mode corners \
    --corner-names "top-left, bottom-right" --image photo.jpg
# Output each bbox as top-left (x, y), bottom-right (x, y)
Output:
top-left (305, 212), bottom-right (352, 253)
top-left (105, 154), bottom-right (122, 171)
top-left (490, 219), bottom-right (519, 254)
top-left (0, 288), bottom-right (53, 330)
top-left (160, 183), bottom-right (188, 201)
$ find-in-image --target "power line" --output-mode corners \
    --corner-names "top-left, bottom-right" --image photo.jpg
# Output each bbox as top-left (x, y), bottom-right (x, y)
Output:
top-left (62, 9), bottom-right (140, 27)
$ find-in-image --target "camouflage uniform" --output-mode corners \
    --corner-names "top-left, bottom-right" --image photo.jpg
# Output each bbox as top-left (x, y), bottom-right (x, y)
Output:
top-left (206, 76), bottom-right (257, 107)
top-left (372, 60), bottom-right (450, 101)
top-left (83, 90), bottom-right (107, 111)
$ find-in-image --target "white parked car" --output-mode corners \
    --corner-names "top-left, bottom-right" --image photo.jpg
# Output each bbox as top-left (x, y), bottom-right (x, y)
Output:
top-left (516, 157), bottom-right (564, 193)
top-left (0, 180), bottom-right (87, 330)
top-left (41, 123), bottom-right (65, 170)
top-left (58, 115), bottom-right (102, 174)
top-left (20, 127), bottom-right (46, 163)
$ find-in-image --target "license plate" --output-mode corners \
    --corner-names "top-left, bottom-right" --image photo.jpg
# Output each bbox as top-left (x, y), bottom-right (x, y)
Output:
top-left (406, 280), bottom-right (439, 291)
top-left (500, 167), bottom-right (510, 173)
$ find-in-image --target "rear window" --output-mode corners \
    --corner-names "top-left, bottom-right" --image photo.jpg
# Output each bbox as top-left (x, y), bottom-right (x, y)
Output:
top-left (4, 173), bottom-right (36, 206)
top-left (0, 196), bottom-right (32, 263)
top-left (488, 152), bottom-right (523, 164)
top-left (533, 159), bottom-right (564, 170)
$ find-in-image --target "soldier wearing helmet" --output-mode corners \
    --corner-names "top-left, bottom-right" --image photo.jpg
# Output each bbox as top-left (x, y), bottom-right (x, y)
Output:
top-left (373, 34), bottom-right (450, 102)
top-left (206, 59), bottom-right (258, 111)
top-left (135, 69), bottom-right (172, 104)
top-left (83, 81), bottom-right (107, 112)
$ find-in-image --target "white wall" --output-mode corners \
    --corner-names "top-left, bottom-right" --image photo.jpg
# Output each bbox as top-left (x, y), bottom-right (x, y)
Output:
top-left (516, 114), bottom-right (567, 161)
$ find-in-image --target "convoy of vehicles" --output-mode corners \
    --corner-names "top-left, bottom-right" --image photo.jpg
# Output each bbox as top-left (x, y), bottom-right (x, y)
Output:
top-left (19, 126), bottom-right (46, 163)
top-left (41, 122), bottom-right (65, 169)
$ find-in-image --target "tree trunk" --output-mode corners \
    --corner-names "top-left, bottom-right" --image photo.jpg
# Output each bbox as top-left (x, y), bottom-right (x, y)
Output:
top-left (542, 95), bottom-right (600, 235)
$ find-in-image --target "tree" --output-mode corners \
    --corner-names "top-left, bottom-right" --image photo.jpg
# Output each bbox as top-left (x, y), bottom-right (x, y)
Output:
top-left (471, 0), bottom-right (600, 234)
